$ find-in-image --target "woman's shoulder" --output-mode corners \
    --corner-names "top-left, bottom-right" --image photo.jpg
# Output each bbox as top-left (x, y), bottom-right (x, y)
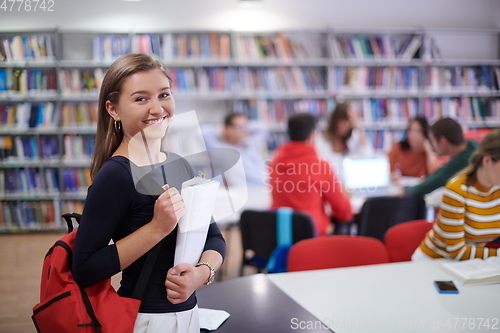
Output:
top-left (103, 155), bottom-right (131, 170)
top-left (445, 173), bottom-right (468, 195)
top-left (95, 156), bottom-right (134, 181)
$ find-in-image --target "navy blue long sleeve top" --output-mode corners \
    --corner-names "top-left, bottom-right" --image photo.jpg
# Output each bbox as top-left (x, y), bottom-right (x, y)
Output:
top-left (72, 153), bottom-right (226, 313)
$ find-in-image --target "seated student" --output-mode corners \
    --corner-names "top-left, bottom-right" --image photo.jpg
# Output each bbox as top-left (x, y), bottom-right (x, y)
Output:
top-left (406, 118), bottom-right (478, 196)
top-left (202, 113), bottom-right (268, 187)
top-left (268, 113), bottom-right (353, 237)
top-left (316, 102), bottom-right (374, 177)
top-left (412, 129), bottom-right (500, 261)
top-left (388, 117), bottom-right (440, 180)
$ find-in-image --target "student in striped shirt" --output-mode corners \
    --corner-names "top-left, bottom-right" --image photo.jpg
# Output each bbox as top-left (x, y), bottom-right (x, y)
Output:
top-left (412, 129), bottom-right (500, 261)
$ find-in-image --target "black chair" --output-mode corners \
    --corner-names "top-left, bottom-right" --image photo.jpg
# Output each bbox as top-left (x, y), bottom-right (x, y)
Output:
top-left (358, 194), bottom-right (426, 241)
top-left (239, 209), bottom-right (315, 275)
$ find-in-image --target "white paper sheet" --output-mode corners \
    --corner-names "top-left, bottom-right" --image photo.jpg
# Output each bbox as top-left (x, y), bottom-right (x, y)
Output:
top-left (199, 308), bottom-right (230, 331)
top-left (174, 177), bottom-right (220, 266)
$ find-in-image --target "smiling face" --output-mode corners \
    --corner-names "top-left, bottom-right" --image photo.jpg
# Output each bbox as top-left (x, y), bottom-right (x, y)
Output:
top-left (106, 68), bottom-right (175, 141)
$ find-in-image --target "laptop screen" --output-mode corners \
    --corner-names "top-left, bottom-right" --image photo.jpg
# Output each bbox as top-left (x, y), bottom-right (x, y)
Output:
top-left (342, 156), bottom-right (390, 190)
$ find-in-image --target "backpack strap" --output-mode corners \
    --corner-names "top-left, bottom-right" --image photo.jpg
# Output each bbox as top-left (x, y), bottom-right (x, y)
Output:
top-left (132, 243), bottom-right (161, 300)
top-left (62, 213), bottom-right (81, 233)
top-left (276, 207), bottom-right (293, 247)
top-left (265, 207), bottom-right (293, 273)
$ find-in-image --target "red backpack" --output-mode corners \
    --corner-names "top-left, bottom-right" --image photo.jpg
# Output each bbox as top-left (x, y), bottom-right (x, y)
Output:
top-left (32, 213), bottom-right (159, 333)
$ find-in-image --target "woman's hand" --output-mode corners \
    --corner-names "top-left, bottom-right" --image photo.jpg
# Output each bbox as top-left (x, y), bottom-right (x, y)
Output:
top-left (151, 185), bottom-right (185, 235)
top-left (423, 139), bottom-right (434, 155)
top-left (165, 263), bottom-right (211, 304)
top-left (423, 139), bottom-right (440, 174)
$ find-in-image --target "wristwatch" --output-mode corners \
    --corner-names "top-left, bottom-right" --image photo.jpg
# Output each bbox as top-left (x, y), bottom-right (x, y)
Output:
top-left (196, 262), bottom-right (216, 285)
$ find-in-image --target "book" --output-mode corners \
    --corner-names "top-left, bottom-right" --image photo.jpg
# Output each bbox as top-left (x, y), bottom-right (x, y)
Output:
top-left (173, 176), bottom-right (220, 266)
top-left (441, 257), bottom-right (500, 285)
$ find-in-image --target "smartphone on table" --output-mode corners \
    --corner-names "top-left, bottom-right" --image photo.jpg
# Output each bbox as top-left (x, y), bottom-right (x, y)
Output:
top-left (434, 280), bottom-right (459, 294)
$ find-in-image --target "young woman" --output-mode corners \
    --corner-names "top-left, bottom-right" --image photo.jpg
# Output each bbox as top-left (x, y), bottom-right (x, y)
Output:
top-left (72, 54), bottom-right (225, 332)
top-left (412, 129), bottom-right (500, 261)
top-left (315, 102), bottom-right (373, 177)
top-left (387, 117), bottom-right (439, 180)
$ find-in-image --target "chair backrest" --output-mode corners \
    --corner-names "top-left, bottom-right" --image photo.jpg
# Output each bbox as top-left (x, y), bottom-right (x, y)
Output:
top-left (239, 209), bottom-right (315, 272)
top-left (384, 219), bottom-right (433, 262)
top-left (288, 235), bottom-right (389, 272)
top-left (358, 194), bottom-right (426, 241)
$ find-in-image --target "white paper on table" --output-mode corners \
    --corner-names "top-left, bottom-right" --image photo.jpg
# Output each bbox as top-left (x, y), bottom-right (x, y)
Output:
top-left (199, 308), bottom-right (230, 331)
top-left (174, 177), bottom-right (220, 266)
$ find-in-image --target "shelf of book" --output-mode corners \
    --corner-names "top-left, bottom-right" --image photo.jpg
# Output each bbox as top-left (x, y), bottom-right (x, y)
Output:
top-left (0, 28), bottom-right (498, 231)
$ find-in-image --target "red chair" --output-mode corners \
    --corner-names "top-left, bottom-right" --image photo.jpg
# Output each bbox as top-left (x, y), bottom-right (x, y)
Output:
top-left (288, 235), bottom-right (389, 272)
top-left (384, 219), bottom-right (433, 262)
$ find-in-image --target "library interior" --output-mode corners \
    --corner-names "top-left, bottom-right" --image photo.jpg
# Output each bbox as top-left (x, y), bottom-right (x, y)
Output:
top-left (1, 0), bottom-right (500, 332)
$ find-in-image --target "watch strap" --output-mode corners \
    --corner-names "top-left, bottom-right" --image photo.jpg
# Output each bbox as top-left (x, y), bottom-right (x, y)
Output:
top-left (196, 262), bottom-right (215, 285)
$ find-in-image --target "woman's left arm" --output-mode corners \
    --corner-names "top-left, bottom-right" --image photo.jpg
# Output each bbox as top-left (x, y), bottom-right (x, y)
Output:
top-left (164, 221), bottom-right (226, 304)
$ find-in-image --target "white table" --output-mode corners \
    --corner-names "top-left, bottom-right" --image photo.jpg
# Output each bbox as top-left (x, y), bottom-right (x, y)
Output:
top-left (268, 260), bottom-right (500, 333)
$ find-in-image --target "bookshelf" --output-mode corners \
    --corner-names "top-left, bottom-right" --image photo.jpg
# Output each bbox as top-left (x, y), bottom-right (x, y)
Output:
top-left (0, 28), bottom-right (499, 231)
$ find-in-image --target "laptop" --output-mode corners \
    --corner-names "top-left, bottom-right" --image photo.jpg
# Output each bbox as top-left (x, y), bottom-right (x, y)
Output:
top-left (342, 155), bottom-right (396, 197)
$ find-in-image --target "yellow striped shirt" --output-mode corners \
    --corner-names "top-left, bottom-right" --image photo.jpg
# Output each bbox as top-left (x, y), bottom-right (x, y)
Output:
top-left (419, 173), bottom-right (500, 260)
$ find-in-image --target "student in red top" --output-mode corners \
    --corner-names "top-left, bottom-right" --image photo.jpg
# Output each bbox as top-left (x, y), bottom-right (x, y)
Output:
top-left (268, 113), bottom-right (353, 236)
top-left (388, 117), bottom-right (440, 180)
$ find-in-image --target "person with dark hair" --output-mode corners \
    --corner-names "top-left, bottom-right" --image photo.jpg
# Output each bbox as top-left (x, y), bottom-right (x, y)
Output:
top-left (268, 113), bottom-right (353, 236)
top-left (316, 102), bottom-right (373, 177)
top-left (413, 129), bottom-right (500, 261)
top-left (388, 117), bottom-right (440, 179)
top-left (287, 112), bottom-right (317, 141)
top-left (202, 112), bottom-right (268, 187)
top-left (406, 117), bottom-right (478, 196)
top-left (73, 54), bottom-right (226, 333)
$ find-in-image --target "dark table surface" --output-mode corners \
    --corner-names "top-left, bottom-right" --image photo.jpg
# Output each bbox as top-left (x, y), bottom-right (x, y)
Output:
top-left (197, 274), bottom-right (332, 332)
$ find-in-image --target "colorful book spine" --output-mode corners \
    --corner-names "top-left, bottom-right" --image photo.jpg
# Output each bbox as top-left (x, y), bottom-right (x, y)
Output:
top-left (0, 201), bottom-right (58, 230)
top-left (61, 168), bottom-right (91, 192)
top-left (236, 34), bottom-right (312, 60)
top-left (426, 66), bottom-right (499, 92)
top-left (232, 99), bottom-right (328, 123)
top-left (60, 102), bottom-right (97, 128)
top-left (0, 35), bottom-right (55, 63)
top-left (329, 66), bottom-right (420, 92)
top-left (93, 35), bottom-right (130, 62)
top-left (423, 97), bottom-right (500, 124)
top-left (63, 135), bottom-right (95, 161)
top-left (0, 103), bottom-right (57, 129)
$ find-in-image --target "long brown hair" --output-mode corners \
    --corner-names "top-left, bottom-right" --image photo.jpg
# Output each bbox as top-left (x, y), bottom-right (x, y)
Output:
top-left (90, 53), bottom-right (172, 180)
top-left (399, 117), bottom-right (430, 152)
top-left (461, 129), bottom-right (500, 185)
top-left (324, 102), bottom-right (352, 152)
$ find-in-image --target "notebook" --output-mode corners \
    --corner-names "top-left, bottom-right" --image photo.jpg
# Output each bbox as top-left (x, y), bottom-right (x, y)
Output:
top-left (441, 257), bottom-right (500, 285)
top-left (174, 176), bottom-right (220, 266)
top-left (342, 156), bottom-right (393, 197)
